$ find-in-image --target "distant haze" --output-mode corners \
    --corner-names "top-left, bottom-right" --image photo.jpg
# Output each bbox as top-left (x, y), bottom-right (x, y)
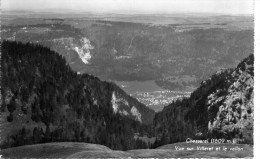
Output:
top-left (1, 0), bottom-right (254, 15)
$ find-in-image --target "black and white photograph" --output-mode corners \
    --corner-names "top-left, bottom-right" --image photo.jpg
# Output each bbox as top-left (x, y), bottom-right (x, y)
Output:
top-left (0, 0), bottom-right (258, 158)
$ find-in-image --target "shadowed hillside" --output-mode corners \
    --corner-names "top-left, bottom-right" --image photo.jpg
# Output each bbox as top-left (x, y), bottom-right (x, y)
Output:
top-left (0, 41), bottom-right (155, 150)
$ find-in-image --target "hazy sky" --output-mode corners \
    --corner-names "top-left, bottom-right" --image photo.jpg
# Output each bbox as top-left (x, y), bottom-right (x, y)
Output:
top-left (1, 0), bottom-right (254, 15)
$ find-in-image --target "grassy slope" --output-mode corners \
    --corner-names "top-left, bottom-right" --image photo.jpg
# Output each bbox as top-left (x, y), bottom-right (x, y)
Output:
top-left (0, 142), bottom-right (253, 158)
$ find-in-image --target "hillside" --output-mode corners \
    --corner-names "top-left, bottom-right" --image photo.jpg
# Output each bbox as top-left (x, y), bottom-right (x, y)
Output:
top-left (0, 41), bottom-right (155, 150)
top-left (153, 54), bottom-right (254, 146)
top-left (0, 142), bottom-right (253, 158)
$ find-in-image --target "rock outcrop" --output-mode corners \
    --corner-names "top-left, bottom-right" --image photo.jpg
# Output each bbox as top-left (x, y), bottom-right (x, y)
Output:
top-left (154, 54), bottom-right (254, 146)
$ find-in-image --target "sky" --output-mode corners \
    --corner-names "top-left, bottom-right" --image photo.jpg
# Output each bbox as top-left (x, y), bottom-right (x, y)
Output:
top-left (1, 0), bottom-right (254, 15)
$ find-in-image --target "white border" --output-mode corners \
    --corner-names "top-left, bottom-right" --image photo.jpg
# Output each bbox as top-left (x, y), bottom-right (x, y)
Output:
top-left (254, 0), bottom-right (260, 158)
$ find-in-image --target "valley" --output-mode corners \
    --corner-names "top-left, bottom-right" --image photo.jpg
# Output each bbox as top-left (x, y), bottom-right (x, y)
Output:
top-left (115, 80), bottom-right (191, 111)
top-left (1, 12), bottom-right (253, 111)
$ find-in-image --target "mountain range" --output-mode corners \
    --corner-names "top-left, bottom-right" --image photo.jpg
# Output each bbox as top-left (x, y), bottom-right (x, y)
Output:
top-left (1, 16), bottom-right (253, 92)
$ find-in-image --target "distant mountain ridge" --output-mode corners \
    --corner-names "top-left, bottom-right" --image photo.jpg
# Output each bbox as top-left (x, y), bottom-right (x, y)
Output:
top-left (153, 54), bottom-right (254, 146)
top-left (1, 19), bottom-right (253, 91)
top-left (0, 41), bottom-right (155, 150)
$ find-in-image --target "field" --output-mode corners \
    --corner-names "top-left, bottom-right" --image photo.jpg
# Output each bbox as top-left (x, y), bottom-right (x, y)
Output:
top-left (0, 142), bottom-right (253, 158)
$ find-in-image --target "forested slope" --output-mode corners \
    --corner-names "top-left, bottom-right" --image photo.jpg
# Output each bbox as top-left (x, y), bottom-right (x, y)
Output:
top-left (0, 41), bottom-right (155, 150)
top-left (153, 54), bottom-right (254, 147)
